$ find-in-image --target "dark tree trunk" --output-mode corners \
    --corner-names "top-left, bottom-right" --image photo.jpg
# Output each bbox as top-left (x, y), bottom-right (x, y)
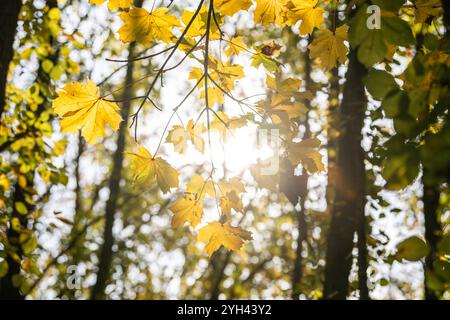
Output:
top-left (291, 186), bottom-right (308, 299)
top-left (209, 251), bottom-right (231, 300)
top-left (326, 67), bottom-right (339, 207)
top-left (323, 50), bottom-right (367, 299)
top-left (91, 42), bottom-right (136, 300)
top-left (291, 49), bottom-right (312, 299)
top-left (0, 0), bottom-right (22, 117)
top-left (423, 170), bottom-right (440, 300)
top-left (357, 204), bottom-right (369, 299)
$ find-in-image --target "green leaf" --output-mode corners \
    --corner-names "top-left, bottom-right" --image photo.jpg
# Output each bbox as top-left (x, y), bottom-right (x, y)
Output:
top-left (382, 89), bottom-right (408, 118)
top-left (438, 234), bottom-right (450, 255)
top-left (50, 65), bottom-right (64, 81)
top-left (382, 141), bottom-right (420, 190)
top-left (379, 278), bottom-right (390, 286)
top-left (425, 269), bottom-right (444, 291)
top-left (365, 69), bottom-right (399, 100)
top-left (371, 0), bottom-right (405, 12)
top-left (14, 202), bottom-right (28, 215)
top-left (42, 59), bottom-right (54, 73)
top-left (407, 89), bottom-right (428, 118)
top-left (433, 260), bottom-right (450, 282)
top-left (395, 236), bottom-right (429, 262)
top-left (0, 259), bottom-right (8, 278)
top-left (20, 233), bottom-right (38, 255)
top-left (423, 33), bottom-right (440, 51)
top-left (382, 16), bottom-right (415, 47)
top-left (357, 30), bottom-right (387, 67)
top-left (393, 115), bottom-right (417, 136)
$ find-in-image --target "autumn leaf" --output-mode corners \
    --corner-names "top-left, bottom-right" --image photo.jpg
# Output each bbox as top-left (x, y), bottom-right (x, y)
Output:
top-left (287, 137), bottom-right (324, 173)
top-left (220, 191), bottom-right (243, 217)
top-left (260, 40), bottom-right (282, 57)
top-left (118, 7), bottom-right (180, 45)
top-left (170, 193), bottom-right (203, 228)
top-left (287, 0), bottom-right (324, 35)
top-left (197, 221), bottom-right (252, 256)
top-left (308, 25), bottom-right (349, 69)
top-left (166, 120), bottom-right (206, 154)
top-left (126, 145), bottom-right (179, 193)
top-left (415, 0), bottom-right (442, 23)
top-left (186, 175), bottom-right (216, 199)
top-left (254, 0), bottom-right (287, 27)
top-left (210, 111), bottom-right (248, 142)
top-left (218, 177), bottom-right (246, 195)
top-left (89, 0), bottom-right (132, 11)
top-left (250, 43), bottom-right (283, 72)
top-left (52, 80), bottom-right (122, 144)
top-left (225, 36), bottom-right (248, 56)
top-left (190, 58), bottom-right (244, 106)
top-left (258, 75), bottom-right (309, 124)
top-left (216, 0), bottom-right (253, 16)
top-left (181, 8), bottom-right (207, 38)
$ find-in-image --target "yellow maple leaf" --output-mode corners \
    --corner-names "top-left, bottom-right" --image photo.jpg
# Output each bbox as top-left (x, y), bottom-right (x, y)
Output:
top-left (254, 0), bottom-right (287, 27)
top-left (257, 75), bottom-right (309, 125)
top-left (189, 58), bottom-right (244, 106)
top-left (89, 0), bottom-right (132, 11)
top-left (218, 177), bottom-right (246, 195)
top-left (210, 111), bottom-right (247, 142)
top-left (126, 145), bottom-right (179, 193)
top-left (181, 8), bottom-right (207, 38)
top-left (170, 193), bottom-right (203, 228)
top-left (52, 80), bottom-right (122, 144)
top-left (220, 191), bottom-right (243, 217)
top-left (287, 137), bottom-right (324, 173)
top-left (216, 0), bottom-right (253, 16)
top-left (186, 175), bottom-right (216, 199)
top-left (308, 25), bottom-right (349, 69)
top-left (118, 7), bottom-right (180, 44)
top-left (225, 36), bottom-right (248, 56)
top-left (181, 7), bottom-right (221, 40)
top-left (197, 221), bottom-right (252, 256)
top-left (166, 119), bottom-right (206, 154)
top-left (287, 0), bottom-right (324, 35)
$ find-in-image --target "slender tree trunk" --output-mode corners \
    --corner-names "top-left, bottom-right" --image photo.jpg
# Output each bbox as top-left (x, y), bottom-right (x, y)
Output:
top-left (423, 170), bottom-right (441, 300)
top-left (291, 183), bottom-right (308, 299)
top-left (323, 50), bottom-right (367, 299)
top-left (0, 0), bottom-right (22, 117)
top-left (326, 67), bottom-right (339, 207)
top-left (209, 251), bottom-right (231, 300)
top-left (291, 49), bottom-right (312, 299)
top-left (91, 42), bottom-right (136, 300)
top-left (357, 204), bottom-right (369, 299)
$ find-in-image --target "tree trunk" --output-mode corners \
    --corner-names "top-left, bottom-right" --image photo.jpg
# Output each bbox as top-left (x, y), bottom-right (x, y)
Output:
top-left (291, 48), bottom-right (312, 299)
top-left (423, 170), bottom-right (440, 300)
top-left (323, 50), bottom-right (367, 299)
top-left (0, 0), bottom-right (22, 117)
top-left (326, 67), bottom-right (339, 208)
top-left (209, 251), bottom-right (231, 300)
top-left (91, 42), bottom-right (136, 300)
top-left (357, 204), bottom-right (369, 299)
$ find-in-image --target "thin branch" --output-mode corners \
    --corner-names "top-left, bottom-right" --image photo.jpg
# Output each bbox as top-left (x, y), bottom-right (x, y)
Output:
top-left (106, 45), bottom-right (175, 63)
top-left (131, 0), bottom-right (206, 142)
